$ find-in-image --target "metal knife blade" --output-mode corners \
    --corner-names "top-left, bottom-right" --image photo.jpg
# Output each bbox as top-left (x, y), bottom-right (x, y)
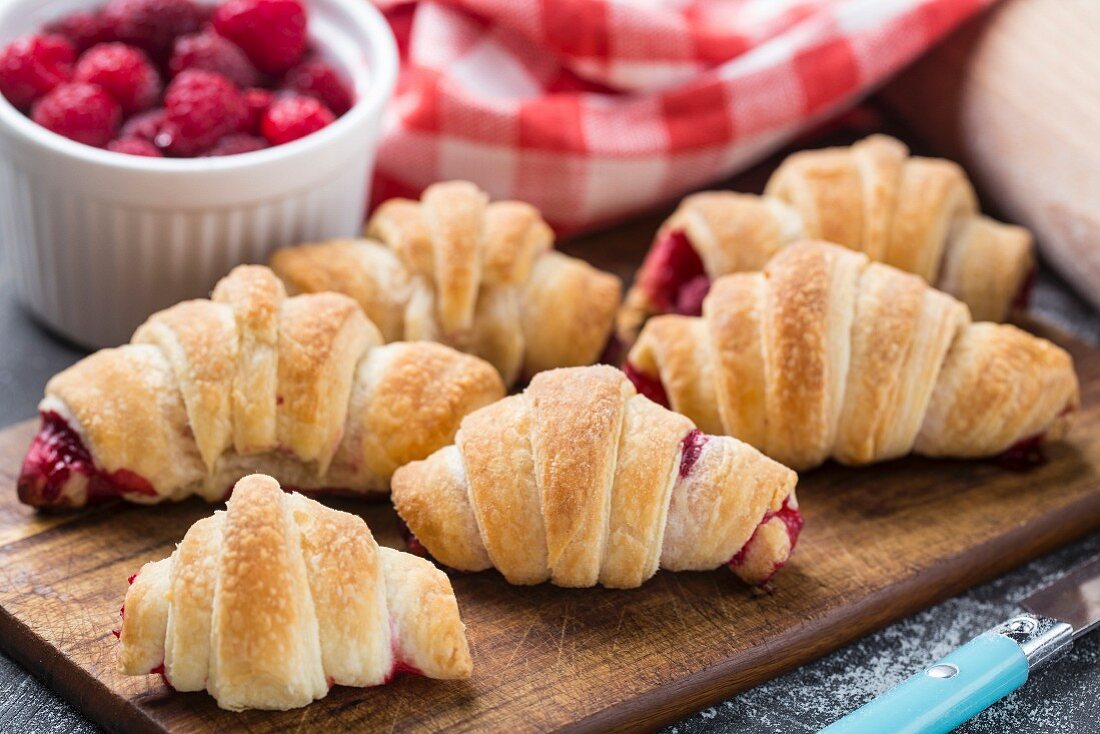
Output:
top-left (1022, 555), bottom-right (1100, 639)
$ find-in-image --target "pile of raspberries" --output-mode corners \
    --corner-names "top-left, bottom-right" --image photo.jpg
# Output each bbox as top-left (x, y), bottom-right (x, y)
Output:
top-left (0, 0), bottom-right (354, 157)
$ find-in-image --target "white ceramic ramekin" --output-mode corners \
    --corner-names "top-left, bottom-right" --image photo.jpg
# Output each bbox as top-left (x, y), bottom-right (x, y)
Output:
top-left (0, 0), bottom-right (397, 348)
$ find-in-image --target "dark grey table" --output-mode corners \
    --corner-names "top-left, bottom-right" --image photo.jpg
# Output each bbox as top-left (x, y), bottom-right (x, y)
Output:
top-left (0, 250), bottom-right (1097, 734)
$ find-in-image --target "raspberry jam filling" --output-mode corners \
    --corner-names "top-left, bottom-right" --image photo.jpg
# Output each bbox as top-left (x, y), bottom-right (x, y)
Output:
top-left (727, 496), bottom-right (804, 584)
top-left (117, 571), bottom-right (171, 684)
top-left (678, 429), bottom-right (708, 478)
top-left (18, 411), bottom-right (156, 507)
top-left (383, 660), bottom-right (424, 685)
top-left (638, 229), bottom-right (711, 316)
top-left (995, 405), bottom-right (1075, 471)
top-left (397, 517), bottom-right (430, 559)
top-left (623, 361), bottom-right (670, 409)
top-left (598, 334), bottom-right (624, 369)
top-left (1011, 266), bottom-right (1036, 311)
top-left (384, 619), bottom-right (424, 684)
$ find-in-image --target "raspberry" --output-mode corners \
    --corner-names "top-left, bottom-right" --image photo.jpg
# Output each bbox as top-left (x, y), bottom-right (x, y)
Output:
top-left (102, 0), bottom-right (203, 59)
top-left (0, 35), bottom-right (77, 110)
top-left (120, 108), bottom-right (165, 141)
top-left (282, 58), bottom-right (352, 116)
top-left (213, 0), bottom-right (307, 75)
top-left (47, 11), bottom-right (114, 53)
top-left (107, 137), bottom-right (163, 156)
top-left (74, 43), bottom-right (161, 115)
top-left (31, 82), bottom-right (121, 147)
top-left (260, 94), bottom-right (334, 145)
top-left (237, 87), bottom-right (272, 134)
top-left (203, 133), bottom-right (269, 156)
top-left (169, 31), bottom-right (260, 88)
top-left (158, 69), bottom-right (244, 156)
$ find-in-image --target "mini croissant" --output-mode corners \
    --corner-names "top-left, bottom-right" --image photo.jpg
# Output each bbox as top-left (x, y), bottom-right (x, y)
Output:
top-left (270, 181), bottom-right (623, 386)
top-left (627, 241), bottom-right (1078, 471)
top-left (18, 265), bottom-right (504, 509)
top-left (392, 365), bottom-right (802, 589)
top-left (618, 135), bottom-right (1033, 344)
top-left (118, 474), bottom-right (472, 711)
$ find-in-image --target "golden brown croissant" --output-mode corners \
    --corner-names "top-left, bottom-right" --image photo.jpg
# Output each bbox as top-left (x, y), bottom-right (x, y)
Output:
top-left (270, 181), bottom-right (623, 386)
top-left (626, 241), bottom-right (1078, 471)
top-left (392, 365), bottom-right (802, 589)
top-left (618, 135), bottom-right (1034, 344)
top-left (118, 474), bottom-right (471, 711)
top-left (18, 265), bottom-right (504, 509)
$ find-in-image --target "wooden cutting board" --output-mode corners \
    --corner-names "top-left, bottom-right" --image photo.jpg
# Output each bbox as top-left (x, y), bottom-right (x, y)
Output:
top-left (0, 319), bottom-right (1097, 733)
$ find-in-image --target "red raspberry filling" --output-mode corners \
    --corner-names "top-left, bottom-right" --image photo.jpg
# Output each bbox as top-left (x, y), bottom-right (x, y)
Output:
top-left (18, 411), bottom-right (156, 508)
top-left (0, 34), bottom-right (77, 111)
top-left (727, 496), bottom-right (804, 585)
top-left (996, 404), bottom-right (1075, 471)
top-left (678, 429), bottom-right (708, 478)
top-left (117, 571), bottom-right (174, 686)
top-left (383, 660), bottom-right (424, 685)
top-left (623, 361), bottom-right (670, 409)
top-left (397, 517), bottom-right (430, 559)
top-left (1011, 266), bottom-right (1036, 311)
top-left (1, 0), bottom-right (352, 157)
top-left (597, 334), bottom-right (624, 369)
top-left (637, 229), bottom-right (711, 315)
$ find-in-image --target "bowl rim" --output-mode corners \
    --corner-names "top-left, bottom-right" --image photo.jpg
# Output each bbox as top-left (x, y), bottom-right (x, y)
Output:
top-left (0, 0), bottom-right (398, 175)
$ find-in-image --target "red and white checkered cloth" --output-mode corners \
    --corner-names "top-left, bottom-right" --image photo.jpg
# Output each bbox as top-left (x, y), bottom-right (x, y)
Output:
top-left (371, 0), bottom-right (993, 233)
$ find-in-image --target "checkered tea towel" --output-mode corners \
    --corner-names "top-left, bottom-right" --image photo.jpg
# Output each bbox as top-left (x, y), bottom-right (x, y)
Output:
top-left (372, 0), bottom-right (992, 233)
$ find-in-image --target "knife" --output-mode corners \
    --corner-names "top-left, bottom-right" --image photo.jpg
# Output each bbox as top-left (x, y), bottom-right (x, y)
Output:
top-left (821, 555), bottom-right (1100, 734)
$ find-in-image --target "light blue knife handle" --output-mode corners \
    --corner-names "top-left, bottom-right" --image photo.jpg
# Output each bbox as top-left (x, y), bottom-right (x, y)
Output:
top-left (820, 632), bottom-right (1029, 734)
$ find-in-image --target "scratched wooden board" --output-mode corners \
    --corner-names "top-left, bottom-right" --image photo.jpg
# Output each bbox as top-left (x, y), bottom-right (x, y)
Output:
top-left (0, 315), bottom-right (1095, 733)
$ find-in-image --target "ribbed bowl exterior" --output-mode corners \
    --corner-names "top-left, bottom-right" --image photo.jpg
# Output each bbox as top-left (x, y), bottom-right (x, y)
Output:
top-left (0, 0), bottom-right (396, 348)
top-left (0, 149), bottom-right (372, 347)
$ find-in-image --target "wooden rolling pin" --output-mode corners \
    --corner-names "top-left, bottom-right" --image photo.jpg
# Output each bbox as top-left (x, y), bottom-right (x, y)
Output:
top-left (881, 0), bottom-right (1100, 312)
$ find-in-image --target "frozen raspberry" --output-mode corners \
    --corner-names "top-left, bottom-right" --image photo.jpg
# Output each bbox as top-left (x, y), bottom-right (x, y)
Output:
top-left (158, 69), bottom-right (244, 156)
top-left (102, 0), bottom-right (203, 59)
top-left (261, 94), bottom-right (334, 145)
top-left (169, 31), bottom-right (261, 88)
top-left (31, 82), bottom-right (121, 147)
top-left (213, 0), bottom-right (307, 75)
top-left (203, 133), bottom-right (269, 156)
top-left (47, 11), bottom-right (114, 53)
top-left (74, 43), bottom-right (161, 115)
top-left (0, 35), bottom-right (77, 110)
top-left (283, 58), bottom-right (352, 116)
top-left (120, 108), bottom-right (165, 141)
top-left (237, 87), bottom-right (272, 134)
top-left (107, 137), bottom-right (163, 156)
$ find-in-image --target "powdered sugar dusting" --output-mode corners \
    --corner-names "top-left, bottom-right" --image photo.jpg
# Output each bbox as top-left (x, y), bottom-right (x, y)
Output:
top-left (663, 532), bottom-right (1100, 733)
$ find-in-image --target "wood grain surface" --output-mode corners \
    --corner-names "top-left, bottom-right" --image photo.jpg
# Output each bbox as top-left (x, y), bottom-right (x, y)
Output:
top-left (882, 0), bottom-right (1100, 312)
top-left (0, 319), bottom-right (1096, 733)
